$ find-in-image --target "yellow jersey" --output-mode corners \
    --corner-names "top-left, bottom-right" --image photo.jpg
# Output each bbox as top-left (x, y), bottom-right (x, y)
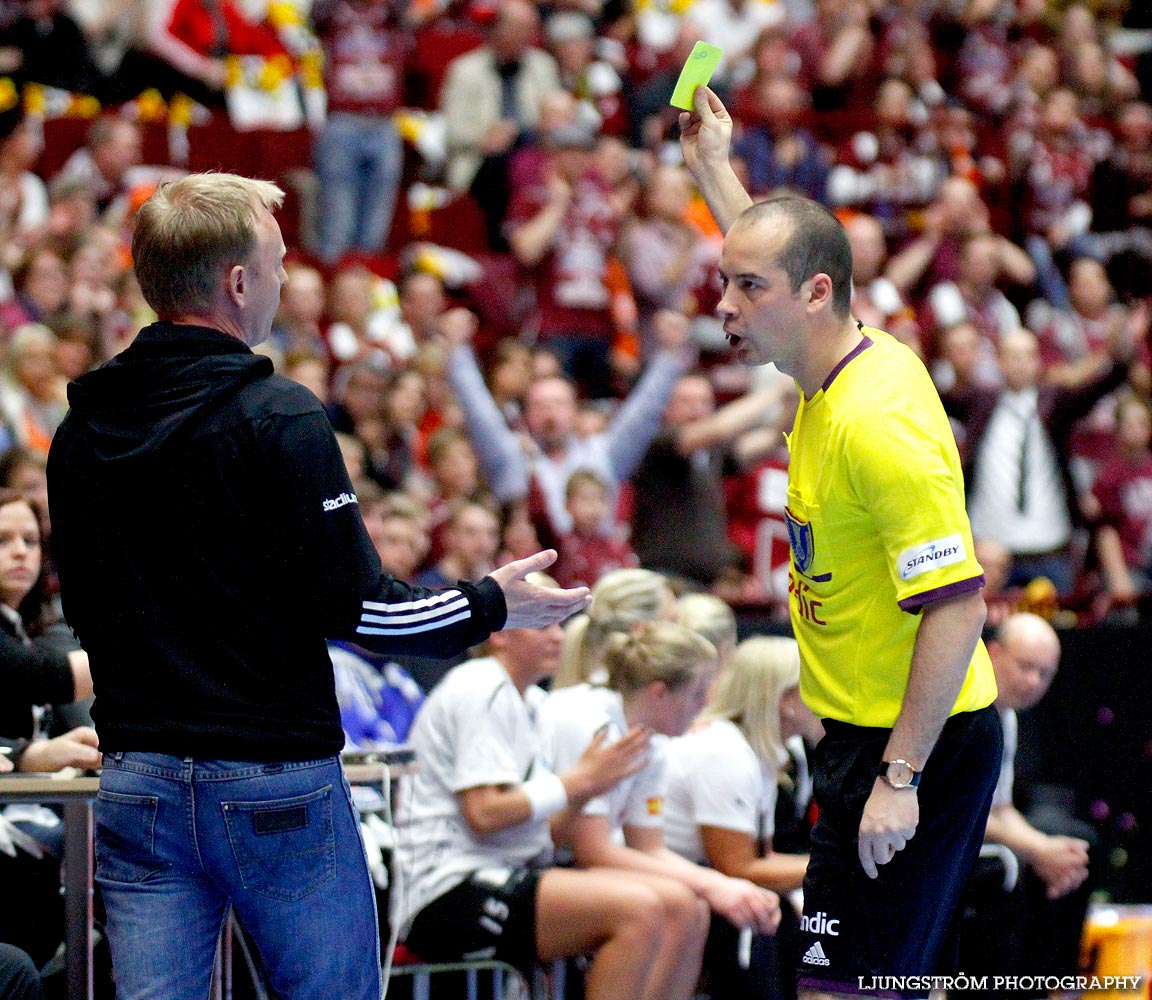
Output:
top-left (784, 327), bottom-right (997, 727)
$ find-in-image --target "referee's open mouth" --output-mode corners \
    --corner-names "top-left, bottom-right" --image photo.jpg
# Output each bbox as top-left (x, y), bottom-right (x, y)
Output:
top-left (725, 332), bottom-right (743, 349)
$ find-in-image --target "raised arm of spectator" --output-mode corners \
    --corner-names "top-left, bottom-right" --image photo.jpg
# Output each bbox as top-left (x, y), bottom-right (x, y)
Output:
top-left (1052, 306), bottom-right (1144, 424)
top-left (508, 171), bottom-right (573, 269)
top-left (994, 235), bottom-right (1037, 287)
top-left (679, 87), bottom-right (752, 235)
top-left (146, 0), bottom-right (228, 89)
top-left (440, 308), bottom-right (530, 502)
top-left (818, 1), bottom-right (873, 88)
top-left (674, 382), bottom-right (790, 457)
top-left (605, 311), bottom-right (694, 480)
top-left (885, 229), bottom-right (942, 298)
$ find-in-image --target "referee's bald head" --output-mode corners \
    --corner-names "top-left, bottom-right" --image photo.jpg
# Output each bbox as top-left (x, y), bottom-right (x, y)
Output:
top-left (731, 197), bottom-right (854, 318)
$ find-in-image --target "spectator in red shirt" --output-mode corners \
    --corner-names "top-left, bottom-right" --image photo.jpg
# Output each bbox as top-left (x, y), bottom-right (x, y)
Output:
top-left (788, 0), bottom-right (874, 112)
top-left (886, 176), bottom-right (1035, 305)
top-left (827, 77), bottom-right (944, 224)
top-left (507, 118), bottom-right (625, 398)
top-left (554, 469), bottom-right (638, 590)
top-left (311, 0), bottom-right (412, 264)
top-left (152, 0), bottom-right (289, 101)
top-left (1009, 88), bottom-right (1109, 309)
top-left (922, 231), bottom-right (1024, 358)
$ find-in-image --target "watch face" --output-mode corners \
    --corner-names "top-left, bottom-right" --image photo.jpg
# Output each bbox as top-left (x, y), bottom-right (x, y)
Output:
top-left (886, 760), bottom-right (915, 788)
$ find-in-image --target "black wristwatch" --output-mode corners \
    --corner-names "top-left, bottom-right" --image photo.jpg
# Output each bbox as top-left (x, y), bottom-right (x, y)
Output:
top-left (0, 738), bottom-right (31, 770)
top-left (878, 758), bottom-right (921, 789)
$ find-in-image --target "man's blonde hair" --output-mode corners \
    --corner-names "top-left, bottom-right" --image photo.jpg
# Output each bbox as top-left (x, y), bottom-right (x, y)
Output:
top-left (132, 173), bottom-right (284, 317)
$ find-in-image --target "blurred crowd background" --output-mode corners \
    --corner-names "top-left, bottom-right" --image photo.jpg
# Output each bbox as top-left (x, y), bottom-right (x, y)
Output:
top-left (1, 0), bottom-right (1152, 637)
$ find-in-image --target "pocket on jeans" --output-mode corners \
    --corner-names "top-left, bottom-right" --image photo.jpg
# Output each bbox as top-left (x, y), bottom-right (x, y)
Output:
top-left (222, 785), bottom-right (336, 902)
top-left (95, 790), bottom-right (165, 884)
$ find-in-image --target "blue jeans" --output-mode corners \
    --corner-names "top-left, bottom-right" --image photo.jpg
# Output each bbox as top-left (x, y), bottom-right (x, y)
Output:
top-left (313, 112), bottom-right (404, 264)
top-left (95, 753), bottom-right (380, 1000)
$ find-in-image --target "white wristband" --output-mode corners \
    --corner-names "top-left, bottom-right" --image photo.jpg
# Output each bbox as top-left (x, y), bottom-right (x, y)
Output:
top-left (523, 772), bottom-right (568, 822)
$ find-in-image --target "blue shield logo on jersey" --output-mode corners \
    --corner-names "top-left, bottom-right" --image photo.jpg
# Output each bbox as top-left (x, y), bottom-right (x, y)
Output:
top-left (784, 506), bottom-right (815, 575)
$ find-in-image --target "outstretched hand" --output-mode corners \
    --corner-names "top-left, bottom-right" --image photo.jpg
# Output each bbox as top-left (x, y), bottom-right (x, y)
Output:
top-left (489, 550), bottom-right (592, 629)
top-left (679, 86), bottom-right (734, 180)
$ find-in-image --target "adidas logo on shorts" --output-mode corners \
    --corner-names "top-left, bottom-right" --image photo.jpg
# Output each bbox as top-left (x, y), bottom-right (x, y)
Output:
top-left (802, 941), bottom-right (831, 967)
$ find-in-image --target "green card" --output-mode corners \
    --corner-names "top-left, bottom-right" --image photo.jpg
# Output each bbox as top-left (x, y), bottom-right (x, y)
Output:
top-left (669, 41), bottom-right (723, 111)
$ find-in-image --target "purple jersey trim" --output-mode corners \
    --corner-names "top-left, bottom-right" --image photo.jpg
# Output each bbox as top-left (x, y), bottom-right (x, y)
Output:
top-left (821, 334), bottom-right (873, 393)
top-left (898, 574), bottom-right (986, 612)
top-left (797, 976), bottom-right (907, 999)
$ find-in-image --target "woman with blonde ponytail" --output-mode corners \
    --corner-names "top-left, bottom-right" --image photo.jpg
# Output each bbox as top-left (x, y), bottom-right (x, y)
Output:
top-left (553, 568), bottom-right (676, 689)
top-left (662, 636), bottom-right (822, 1000)
top-left (541, 621), bottom-right (782, 960)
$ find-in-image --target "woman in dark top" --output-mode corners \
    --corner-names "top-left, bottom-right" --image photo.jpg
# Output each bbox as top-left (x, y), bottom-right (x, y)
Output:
top-left (0, 488), bottom-right (91, 739)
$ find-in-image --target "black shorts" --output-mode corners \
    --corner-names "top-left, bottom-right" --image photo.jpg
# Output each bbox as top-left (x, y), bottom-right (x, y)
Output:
top-left (797, 705), bottom-right (1002, 998)
top-left (404, 867), bottom-right (542, 973)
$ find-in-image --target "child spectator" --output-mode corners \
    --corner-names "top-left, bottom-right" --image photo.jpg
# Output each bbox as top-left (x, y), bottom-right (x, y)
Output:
top-left (424, 426), bottom-right (488, 563)
top-left (415, 498), bottom-right (499, 588)
top-left (0, 249), bottom-right (69, 337)
top-left (271, 263), bottom-right (327, 359)
top-left (0, 325), bottom-right (68, 457)
top-left (554, 469), bottom-right (638, 590)
top-left (360, 491), bottom-right (430, 581)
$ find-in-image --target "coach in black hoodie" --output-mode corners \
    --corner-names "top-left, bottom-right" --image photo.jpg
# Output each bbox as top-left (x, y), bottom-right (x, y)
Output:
top-left (46, 173), bottom-right (590, 1000)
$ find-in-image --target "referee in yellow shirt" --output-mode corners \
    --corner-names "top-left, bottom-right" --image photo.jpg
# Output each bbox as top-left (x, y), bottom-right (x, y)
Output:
top-left (680, 87), bottom-right (1002, 999)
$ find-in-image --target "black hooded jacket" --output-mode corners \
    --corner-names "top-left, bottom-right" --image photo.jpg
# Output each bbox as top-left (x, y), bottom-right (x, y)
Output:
top-left (47, 323), bottom-right (506, 760)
